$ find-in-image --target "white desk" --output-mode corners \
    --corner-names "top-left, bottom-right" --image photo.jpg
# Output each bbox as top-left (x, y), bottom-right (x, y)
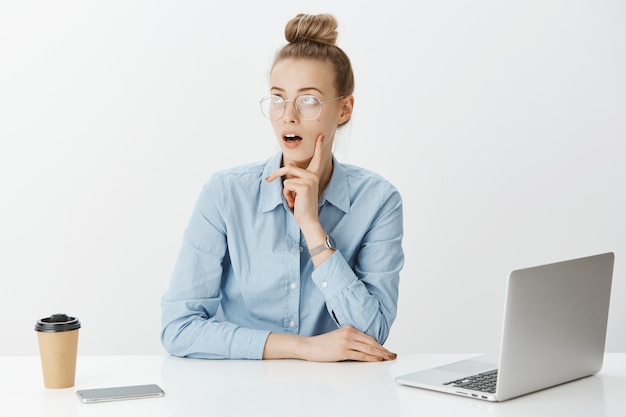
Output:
top-left (1, 353), bottom-right (625, 417)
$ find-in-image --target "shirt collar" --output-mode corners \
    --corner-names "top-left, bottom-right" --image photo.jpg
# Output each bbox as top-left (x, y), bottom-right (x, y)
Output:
top-left (320, 156), bottom-right (350, 213)
top-left (258, 152), bottom-right (351, 214)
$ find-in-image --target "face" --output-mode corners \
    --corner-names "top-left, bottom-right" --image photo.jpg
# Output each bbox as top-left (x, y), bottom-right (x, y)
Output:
top-left (268, 58), bottom-right (353, 168)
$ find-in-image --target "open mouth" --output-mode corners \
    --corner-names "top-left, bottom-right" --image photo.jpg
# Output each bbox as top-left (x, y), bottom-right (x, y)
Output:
top-left (284, 134), bottom-right (302, 142)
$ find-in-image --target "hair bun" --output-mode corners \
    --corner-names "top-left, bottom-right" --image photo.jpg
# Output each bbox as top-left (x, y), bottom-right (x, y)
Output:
top-left (285, 13), bottom-right (338, 46)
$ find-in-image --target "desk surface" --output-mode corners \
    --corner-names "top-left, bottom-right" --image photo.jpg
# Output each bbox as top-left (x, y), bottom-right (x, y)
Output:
top-left (2, 353), bottom-right (625, 417)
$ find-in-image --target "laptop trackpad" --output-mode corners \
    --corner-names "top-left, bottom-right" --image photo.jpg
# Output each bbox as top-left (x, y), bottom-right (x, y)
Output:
top-left (436, 358), bottom-right (496, 375)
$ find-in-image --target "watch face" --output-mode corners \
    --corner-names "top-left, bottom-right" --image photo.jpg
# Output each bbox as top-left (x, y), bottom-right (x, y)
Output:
top-left (327, 235), bottom-right (336, 249)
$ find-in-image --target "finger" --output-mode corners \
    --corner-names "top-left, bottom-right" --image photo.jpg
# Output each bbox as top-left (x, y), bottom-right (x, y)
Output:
top-left (266, 164), bottom-right (310, 183)
top-left (345, 350), bottom-right (385, 362)
top-left (306, 134), bottom-right (325, 174)
top-left (283, 186), bottom-right (295, 208)
top-left (265, 168), bottom-right (287, 182)
top-left (352, 339), bottom-right (395, 358)
top-left (282, 164), bottom-right (303, 208)
top-left (345, 341), bottom-right (393, 362)
top-left (282, 184), bottom-right (293, 208)
top-left (346, 329), bottom-right (397, 359)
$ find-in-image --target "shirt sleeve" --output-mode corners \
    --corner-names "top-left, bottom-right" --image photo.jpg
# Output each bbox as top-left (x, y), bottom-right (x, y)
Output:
top-left (160, 176), bottom-right (270, 359)
top-left (310, 185), bottom-right (403, 345)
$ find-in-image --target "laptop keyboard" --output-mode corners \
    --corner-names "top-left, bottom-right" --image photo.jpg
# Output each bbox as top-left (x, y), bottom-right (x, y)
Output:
top-left (443, 369), bottom-right (498, 393)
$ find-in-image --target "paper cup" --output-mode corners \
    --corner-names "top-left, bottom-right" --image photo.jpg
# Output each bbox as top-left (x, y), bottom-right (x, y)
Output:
top-left (35, 314), bottom-right (81, 389)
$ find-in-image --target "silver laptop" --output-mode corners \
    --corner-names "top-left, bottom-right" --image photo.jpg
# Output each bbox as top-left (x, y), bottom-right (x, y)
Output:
top-left (395, 252), bottom-right (614, 402)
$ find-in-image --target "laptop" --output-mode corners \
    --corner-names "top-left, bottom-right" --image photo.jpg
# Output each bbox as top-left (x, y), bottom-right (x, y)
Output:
top-left (395, 252), bottom-right (614, 402)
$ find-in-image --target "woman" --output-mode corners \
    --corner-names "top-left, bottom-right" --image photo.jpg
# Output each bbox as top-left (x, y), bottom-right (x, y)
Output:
top-left (161, 13), bottom-right (404, 362)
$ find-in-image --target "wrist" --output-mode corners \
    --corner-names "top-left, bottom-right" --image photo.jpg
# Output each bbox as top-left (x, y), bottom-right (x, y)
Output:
top-left (309, 235), bottom-right (336, 257)
top-left (263, 333), bottom-right (305, 360)
top-left (301, 225), bottom-right (327, 250)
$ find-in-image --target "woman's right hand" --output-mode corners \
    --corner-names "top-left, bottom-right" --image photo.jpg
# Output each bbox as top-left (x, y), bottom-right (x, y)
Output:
top-left (263, 326), bottom-right (397, 362)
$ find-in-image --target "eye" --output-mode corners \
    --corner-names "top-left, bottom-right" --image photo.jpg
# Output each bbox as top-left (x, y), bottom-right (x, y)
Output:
top-left (298, 95), bottom-right (320, 106)
top-left (270, 95), bottom-right (284, 104)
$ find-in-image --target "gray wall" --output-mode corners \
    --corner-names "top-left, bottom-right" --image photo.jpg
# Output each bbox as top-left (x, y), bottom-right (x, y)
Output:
top-left (1, 0), bottom-right (624, 356)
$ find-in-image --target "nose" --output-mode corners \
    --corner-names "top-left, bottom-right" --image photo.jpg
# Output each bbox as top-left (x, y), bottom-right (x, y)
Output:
top-left (282, 100), bottom-right (299, 122)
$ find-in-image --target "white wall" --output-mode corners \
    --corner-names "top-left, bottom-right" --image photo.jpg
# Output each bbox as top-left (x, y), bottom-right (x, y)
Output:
top-left (1, 0), bottom-right (624, 356)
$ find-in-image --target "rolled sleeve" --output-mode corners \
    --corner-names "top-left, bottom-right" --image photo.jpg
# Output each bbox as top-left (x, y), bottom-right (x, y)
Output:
top-left (310, 186), bottom-right (403, 344)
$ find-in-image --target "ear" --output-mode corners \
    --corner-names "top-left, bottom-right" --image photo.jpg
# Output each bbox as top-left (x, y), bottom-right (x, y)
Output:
top-left (337, 95), bottom-right (354, 125)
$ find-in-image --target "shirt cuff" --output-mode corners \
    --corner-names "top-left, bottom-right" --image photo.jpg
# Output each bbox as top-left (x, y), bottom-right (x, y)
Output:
top-left (310, 250), bottom-right (357, 300)
top-left (230, 327), bottom-right (271, 359)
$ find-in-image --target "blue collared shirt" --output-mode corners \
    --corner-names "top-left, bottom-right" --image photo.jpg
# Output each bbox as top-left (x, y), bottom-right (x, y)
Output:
top-left (161, 152), bottom-right (404, 359)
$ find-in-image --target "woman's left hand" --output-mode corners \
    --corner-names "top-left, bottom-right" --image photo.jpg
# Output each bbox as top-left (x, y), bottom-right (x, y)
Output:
top-left (266, 135), bottom-right (325, 228)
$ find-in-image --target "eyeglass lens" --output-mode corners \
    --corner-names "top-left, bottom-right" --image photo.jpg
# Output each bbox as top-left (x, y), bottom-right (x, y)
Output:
top-left (260, 95), bottom-right (322, 120)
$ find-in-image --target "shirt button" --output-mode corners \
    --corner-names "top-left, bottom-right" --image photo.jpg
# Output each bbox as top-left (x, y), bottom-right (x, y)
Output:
top-left (322, 281), bottom-right (328, 288)
top-left (299, 246), bottom-right (304, 252)
top-left (290, 282), bottom-right (297, 290)
top-left (289, 320), bottom-right (296, 328)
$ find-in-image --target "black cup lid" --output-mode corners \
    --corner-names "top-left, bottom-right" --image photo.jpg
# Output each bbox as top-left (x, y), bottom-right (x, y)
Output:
top-left (34, 313), bottom-right (81, 332)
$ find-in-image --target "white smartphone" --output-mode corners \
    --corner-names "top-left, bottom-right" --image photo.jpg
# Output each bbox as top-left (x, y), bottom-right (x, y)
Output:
top-left (76, 384), bottom-right (165, 403)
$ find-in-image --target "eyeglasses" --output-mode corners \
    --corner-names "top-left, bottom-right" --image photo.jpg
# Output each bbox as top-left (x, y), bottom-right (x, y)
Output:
top-left (259, 95), bottom-right (345, 121)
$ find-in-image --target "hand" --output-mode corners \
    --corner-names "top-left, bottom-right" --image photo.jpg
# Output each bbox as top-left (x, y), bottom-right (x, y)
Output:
top-left (263, 326), bottom-right (397, 362)
top-left (265, 135), bottom-right (325, 227)
top-left (301, 326), bottom-right (397, 362)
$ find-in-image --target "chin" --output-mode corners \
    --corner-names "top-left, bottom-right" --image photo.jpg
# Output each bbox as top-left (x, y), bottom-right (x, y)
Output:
top-left (281, 148), bottom-right (313, 166)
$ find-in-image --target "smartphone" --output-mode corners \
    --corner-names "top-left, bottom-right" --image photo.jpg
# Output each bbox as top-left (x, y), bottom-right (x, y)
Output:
top-left (76, 384), bottom-right (165, 403)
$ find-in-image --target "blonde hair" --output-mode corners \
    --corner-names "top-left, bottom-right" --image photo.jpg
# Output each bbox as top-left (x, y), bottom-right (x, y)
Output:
top-left (272, 13), bottom-right (355, 98)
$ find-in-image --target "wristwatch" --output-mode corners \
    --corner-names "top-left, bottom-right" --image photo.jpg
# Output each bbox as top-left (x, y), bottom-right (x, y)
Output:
top-left (308, 235), bottom-right (336, 257)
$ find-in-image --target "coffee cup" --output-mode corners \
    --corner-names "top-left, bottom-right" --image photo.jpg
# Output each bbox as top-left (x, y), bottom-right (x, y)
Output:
top-left (34, 313), bottom-right (81, 388)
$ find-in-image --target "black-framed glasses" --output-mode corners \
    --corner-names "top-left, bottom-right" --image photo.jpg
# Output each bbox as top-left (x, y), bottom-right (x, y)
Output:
top-left (259, 95), bottom-right (345, 121)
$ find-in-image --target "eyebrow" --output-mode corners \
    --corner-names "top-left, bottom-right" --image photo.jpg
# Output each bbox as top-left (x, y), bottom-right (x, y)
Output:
top-left (270, 86), bottom-right (325, 96)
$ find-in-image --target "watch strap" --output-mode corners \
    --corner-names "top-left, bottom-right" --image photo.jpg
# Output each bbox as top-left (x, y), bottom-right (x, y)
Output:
top-left (309, 235), bottom-right (334, 257)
